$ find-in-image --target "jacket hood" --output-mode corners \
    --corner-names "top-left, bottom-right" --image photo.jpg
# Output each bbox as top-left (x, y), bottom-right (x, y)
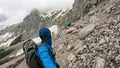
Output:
top-left (39, 27), bottom-right (52, 45)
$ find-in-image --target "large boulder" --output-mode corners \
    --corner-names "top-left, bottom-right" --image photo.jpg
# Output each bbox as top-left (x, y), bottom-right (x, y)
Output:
top-left (78, 24), bottom-right (95, 39)
top-left (115, 54), bottom-right (120, 63)
top-left (95, 57), bottom-right (105, 68)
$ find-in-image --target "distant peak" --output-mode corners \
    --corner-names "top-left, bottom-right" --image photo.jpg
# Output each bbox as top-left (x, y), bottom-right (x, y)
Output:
top-left (30, 8), bottom-right (40, 15)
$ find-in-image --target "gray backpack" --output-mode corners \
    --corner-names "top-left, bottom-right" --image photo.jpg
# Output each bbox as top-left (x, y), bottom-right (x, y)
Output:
top-left (23, 39), bottom-right (42, 68)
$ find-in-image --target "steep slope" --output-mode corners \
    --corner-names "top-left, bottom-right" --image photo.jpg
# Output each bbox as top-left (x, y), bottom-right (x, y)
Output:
top-left (53, 0), bottom-right (120, 68)
top-left (50, 0), bottom-right (107, 27)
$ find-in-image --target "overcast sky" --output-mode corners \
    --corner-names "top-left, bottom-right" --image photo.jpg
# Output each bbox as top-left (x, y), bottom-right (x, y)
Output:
top-left (0, 0), bottom-right (74, 17)
top-left (0, 0), bottom-right (74, 26)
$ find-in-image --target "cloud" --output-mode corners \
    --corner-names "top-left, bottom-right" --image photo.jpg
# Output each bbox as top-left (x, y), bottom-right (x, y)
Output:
top-left (0, 0), bottom-right (74, 26)
top-left (0, 0), bottom-right (74, 17)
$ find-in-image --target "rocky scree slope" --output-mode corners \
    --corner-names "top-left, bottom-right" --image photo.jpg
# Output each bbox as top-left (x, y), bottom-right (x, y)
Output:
top-left (0, 0), bottom-right (105, 41)
top-left (53, 0), bottom-right (120, 68)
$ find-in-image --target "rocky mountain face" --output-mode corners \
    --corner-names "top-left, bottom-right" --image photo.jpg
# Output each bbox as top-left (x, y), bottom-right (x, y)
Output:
top-left (71, 0), bottom-right (104, 20)
top-left (0, 9), bottom-right (50, 41)
top-left (51, 0), bottom-right (107, 27)
top-left (0, 0), bottom-right (120, 68)
top-left (53, 0), bottom-right (120, 68)
top-left (11, 9), bottom-right (42, 40)
top-left (1, 9), bottom-right (68, 41)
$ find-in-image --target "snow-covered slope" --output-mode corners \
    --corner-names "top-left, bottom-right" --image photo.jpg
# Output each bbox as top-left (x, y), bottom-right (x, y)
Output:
top-left (0, 36), bottom-right (16, 48)
top-left (0, 32), bottom-right (14, 42)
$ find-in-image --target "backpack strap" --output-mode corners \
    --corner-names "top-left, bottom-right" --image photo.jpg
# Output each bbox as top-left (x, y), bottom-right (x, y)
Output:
top-left (47, 46), bottom-right (55, 59)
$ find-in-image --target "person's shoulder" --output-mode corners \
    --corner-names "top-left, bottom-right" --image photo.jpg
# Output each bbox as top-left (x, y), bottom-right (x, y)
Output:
top-left (39, 44), bottom-right (48, 49)
top-left (38, 44), bottom-right (48, 52)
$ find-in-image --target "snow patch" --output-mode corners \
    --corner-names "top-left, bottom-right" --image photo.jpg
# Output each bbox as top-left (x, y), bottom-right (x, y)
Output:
top-left (15, 49), bottom-right (24, 57)
top-left (54, 11), bottom-right (63, 19)
top-left (39, 10), bottom-right (56, 18)
top-left (32, 37), bottom-right (41, 44)
top-left (54, 9), bottom-right (69, 19)
top-left (0, 32), bottom-right (14, 39)
top-left (49, 25), bottom-right (59, 36)
top-left (46, 11), bottom-right (57, 17)
top-left (9, 55), bottom-right (15, 58)
top-left (40, 10), bottom-right (66, 18)
top-left (0, 36), bottom-right (16, 48)
top-left (0, 25), bottom-right (6, 30)
top-left (9, 49), bottom-right (24, 58)
top-left (0, 32), bottom-right (14, 42)
top-left (40, 14), bottom-right (46, 18)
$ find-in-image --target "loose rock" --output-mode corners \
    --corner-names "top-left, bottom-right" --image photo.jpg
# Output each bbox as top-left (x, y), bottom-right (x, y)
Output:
top-left (95, 57), bottom-right (105, 68)
top-left (78, 24), bottom-right (95, 39)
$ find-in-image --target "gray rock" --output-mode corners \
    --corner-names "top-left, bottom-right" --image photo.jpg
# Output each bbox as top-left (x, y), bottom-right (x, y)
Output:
top-left (117, 23), bottom-right (120, 28)
top-left (67, 45), bottom-right (73, 51)
top-left (88, 10), bottom-right (96, 16)
top-left (68, 53), bottom-right (76, 62)
top-left (98, 38), bottom-right (105, 45)
top-left (74, 40), bottom-right (84, 50)
top-left (56, 43), bottom-right (65, 53)
top-left (75, 45), bottom-right (86, 55)
top-left (105, 5), bottom-right (113, 13)
top-left (68, 63), bottom-right (73, 68)
top-left (89, 15), bottom-right (98, 23)
top-left (95, 57), bottom-right (105, 68)
top-left (60, 30), bottom-right (67, 38)
top-left (78, 24), bottom-right (95, 39)
top-left (115, 54), bottom-right (120, 63)
top-left (81, 53), bottom-right (93, 61)
top-left (94, 46), bottom-right (102, 52)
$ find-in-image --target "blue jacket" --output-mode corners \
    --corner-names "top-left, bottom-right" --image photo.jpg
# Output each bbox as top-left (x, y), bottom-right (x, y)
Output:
top-left (37, 27), bottom-right (57, 68)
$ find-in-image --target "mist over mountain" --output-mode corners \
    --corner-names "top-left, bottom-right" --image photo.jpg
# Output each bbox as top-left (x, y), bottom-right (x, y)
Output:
top-left (0, 0), bottom-right (74, 27)
top-left (0, 13), bottom-right (8, 22)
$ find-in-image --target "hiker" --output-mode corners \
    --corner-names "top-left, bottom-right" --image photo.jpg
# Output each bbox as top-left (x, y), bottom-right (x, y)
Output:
top-left (66, 21), bottom-right (77, 33)
top-left (66, 21), bottom-right (72, 27)
top-left (37, 27), bottom-right (57, 68)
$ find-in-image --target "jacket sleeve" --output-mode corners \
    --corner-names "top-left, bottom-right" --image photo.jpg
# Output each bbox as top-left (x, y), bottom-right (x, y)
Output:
top-left (37, 46), bottom-right (57, 68)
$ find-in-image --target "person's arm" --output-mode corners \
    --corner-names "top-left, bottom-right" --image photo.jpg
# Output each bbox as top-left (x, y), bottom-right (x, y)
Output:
top-left (37, 46), bottom-right (56, 68)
